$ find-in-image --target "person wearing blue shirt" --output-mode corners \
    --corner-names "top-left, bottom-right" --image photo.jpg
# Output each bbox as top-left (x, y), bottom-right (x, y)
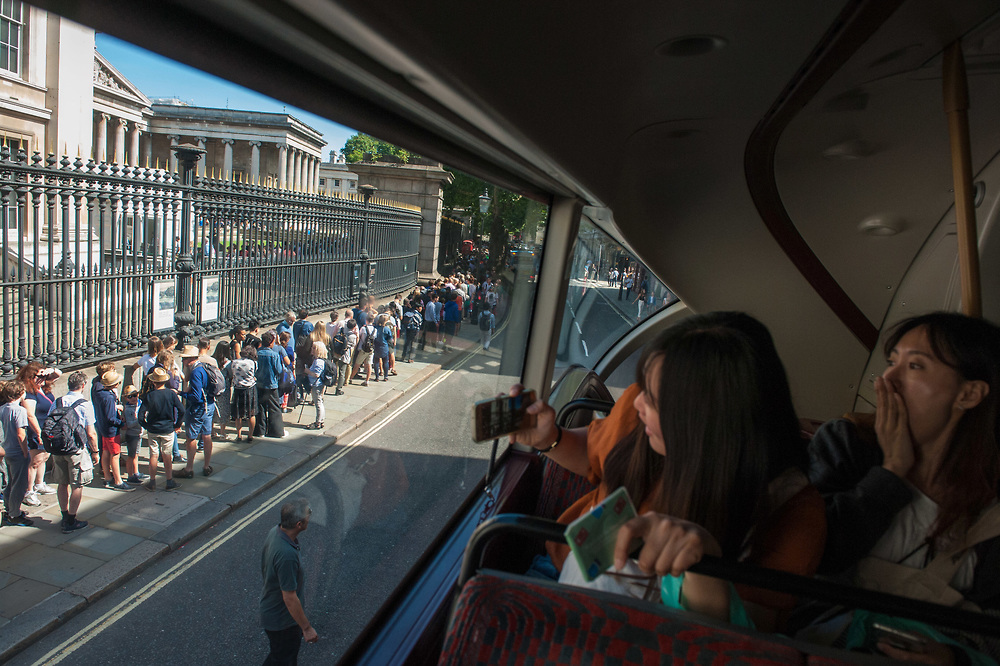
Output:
top-left (256, 332), bottom-right (286, 438)
top-left (441, 293), bottom-right (462, 352)
top-left (174, 346), bottom-right (217, 479)
top-left (276, 311), bottom-right (295, 340)
top-left (291, 310), bottom-right (313, 342)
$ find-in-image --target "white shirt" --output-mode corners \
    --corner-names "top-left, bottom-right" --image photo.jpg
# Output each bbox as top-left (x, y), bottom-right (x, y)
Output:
top-left (58, 391), bottom-right (96, 427)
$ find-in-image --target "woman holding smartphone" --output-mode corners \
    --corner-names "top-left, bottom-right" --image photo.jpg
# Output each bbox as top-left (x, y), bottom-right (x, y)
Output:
top-left (511, 311), bottom-right (825, 629)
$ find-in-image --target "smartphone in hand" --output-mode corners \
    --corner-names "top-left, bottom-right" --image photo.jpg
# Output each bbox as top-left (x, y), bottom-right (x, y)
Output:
top-left (471, 390), bottom-right (537, 442)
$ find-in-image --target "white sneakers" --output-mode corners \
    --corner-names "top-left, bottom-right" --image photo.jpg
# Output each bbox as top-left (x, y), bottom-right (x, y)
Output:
top-left (34, 483), bottom-right (56, 494)
top-left (22, 491), bottom-right (41, 506)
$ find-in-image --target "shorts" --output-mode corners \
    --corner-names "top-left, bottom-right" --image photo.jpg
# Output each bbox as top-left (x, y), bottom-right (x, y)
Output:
top-left (424, 320), bottom-right (438, 332)
top-left (52, 450), bottom-right (94, 488)
top-left (146, 432), bottom-right (174, 458)
top-left (185, 402), bottom-right (216, 440)
top-left (353, 349), bottom-right (372, 368)
top-left (123, 433), bottom-right (141, 457)
top-left (101, 434), bottom-right (122, 455)
top-left (442, 320), bottom-right (457, 336)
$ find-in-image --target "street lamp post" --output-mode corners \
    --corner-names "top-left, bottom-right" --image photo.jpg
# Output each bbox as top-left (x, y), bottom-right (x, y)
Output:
top-left (172, 143), bottom-right (207, 348)
top-left (358, 184), bottom-right (377, 303)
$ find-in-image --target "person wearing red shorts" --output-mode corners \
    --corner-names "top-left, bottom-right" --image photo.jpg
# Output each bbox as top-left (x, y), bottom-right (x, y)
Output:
top-left (94, 370), bottom-right (133, 492)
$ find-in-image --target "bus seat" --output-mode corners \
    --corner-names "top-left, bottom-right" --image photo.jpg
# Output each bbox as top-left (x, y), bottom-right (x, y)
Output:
top-left (439, 571), bottom-right (858, 666)
top-left (534, 366), bottom-right (613, 519)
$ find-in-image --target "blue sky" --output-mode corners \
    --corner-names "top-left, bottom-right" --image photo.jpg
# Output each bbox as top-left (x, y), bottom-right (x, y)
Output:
top-left (95, 33), bottom-right (356, 154)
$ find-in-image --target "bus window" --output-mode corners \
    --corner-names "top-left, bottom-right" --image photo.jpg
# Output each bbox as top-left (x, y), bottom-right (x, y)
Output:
top-left (554, 216), bottom-right (678, 376)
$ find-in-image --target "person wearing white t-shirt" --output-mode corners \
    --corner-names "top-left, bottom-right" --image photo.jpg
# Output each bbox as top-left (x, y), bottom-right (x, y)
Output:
top-left (51, 372), bottom-right (99, 533)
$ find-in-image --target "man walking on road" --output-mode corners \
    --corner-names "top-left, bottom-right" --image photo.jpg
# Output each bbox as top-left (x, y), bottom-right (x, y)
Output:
top-left (260, 498), bottom-right (318, 665)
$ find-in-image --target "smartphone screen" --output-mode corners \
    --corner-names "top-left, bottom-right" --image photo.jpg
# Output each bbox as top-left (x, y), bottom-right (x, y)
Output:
top-left (471, 390), bottom-right (537, 442)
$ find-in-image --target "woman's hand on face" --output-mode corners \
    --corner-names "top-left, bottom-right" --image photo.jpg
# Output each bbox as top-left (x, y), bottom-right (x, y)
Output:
top-left (877, 638), bottom-right (954, 665)
top-left (613, 512), bottom-right (722, 577)
top-left (507, 384), bottom-right (557, 450)
top-left (875, 376), bottom-right (915, 478)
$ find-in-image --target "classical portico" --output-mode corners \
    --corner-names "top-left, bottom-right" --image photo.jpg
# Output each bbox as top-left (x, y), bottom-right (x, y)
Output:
top-left (145, 103), bottom-right (325, 190)
top-left (92, 52), bottom-right (151, 166)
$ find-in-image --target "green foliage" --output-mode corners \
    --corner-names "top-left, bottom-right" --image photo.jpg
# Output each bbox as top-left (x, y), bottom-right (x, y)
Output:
top-left (442, 168), bottom-right (548, 272)
top-left (342, 133), bottom-right (413, 164)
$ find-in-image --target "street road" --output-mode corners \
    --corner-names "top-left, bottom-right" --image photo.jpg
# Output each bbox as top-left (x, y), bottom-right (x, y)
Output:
top-left (10, 324), bottom-right (518, 666)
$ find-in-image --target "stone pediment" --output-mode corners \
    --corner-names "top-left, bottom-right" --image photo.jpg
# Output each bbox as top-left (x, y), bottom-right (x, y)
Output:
top-left (93, 51), bottom-right (152, 109)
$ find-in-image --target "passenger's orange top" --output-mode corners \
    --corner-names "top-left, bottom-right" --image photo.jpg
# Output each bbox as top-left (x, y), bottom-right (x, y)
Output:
top-left (546, 383), bottom-right (826, 611)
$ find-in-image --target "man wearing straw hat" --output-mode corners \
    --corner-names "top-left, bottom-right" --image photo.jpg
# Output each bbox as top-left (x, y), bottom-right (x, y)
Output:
top-left (175, 345), bottom-right (217, 478)
top-left (138, 367), bottom-right (184, 491)
top-left (94, 370), bottom-right (134, 492)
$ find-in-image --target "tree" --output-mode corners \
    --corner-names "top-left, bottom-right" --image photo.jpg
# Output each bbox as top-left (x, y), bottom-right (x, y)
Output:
top-left (342, 133), bottom-right (414, 163)
top-left (441, 168), bottom-right (547, 274)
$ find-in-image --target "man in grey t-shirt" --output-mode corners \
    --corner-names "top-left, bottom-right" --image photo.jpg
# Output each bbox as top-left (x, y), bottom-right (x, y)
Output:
top-left (260, 498), bottom-right (318, 663)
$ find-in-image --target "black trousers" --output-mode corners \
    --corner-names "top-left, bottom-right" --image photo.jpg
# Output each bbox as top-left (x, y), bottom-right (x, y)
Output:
top-left (263, 625), bottom-right (301, 666)
top-left (257, 387), bottom-right (285, 437)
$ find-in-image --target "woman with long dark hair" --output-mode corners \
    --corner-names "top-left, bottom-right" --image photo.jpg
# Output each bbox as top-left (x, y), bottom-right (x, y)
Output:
top-left (511, 312), bottom-right (824, 627)
top-left (808, 312), bottom-right (1000, 663)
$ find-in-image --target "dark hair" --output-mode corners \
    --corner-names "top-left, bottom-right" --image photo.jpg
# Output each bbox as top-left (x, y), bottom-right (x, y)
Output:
top-left (261, 331), bottom-right (276, 347)
top-left (603, 312), bottom-right (803, 559)
top-left (248, 319), bottom-right (260, 331)
top-left (297, 309), bottom-right (309, 319)
top-left (2, 379), bottom-right (25, 402)
top-left (347, 319), bottom-right (357, 330)
top-left (279, 331), bottom-right (291, 345)
top-left (146, 335), bottom-right (163, 356)
top-left (67, 371), bottom-right (87, 391)
top-left (212, 341), bottom-right (232, 367)
top-left (241, 346), bottom-right (258, 361)
top-left (161, 335), bottom-right (177, 349)
top-left (198, 337), bottom-right (211, 351)
top-left (884, 312), bottom-right (1000, 539)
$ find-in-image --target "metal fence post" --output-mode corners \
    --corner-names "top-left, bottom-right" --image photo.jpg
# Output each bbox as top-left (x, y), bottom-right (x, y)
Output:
top-left (358, 184), bottom-right (377, 304)
top-left (172, 143), bottom-right (206, 348)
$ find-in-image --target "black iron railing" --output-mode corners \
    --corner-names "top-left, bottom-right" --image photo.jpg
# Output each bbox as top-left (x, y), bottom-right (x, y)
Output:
top-left (0, 147), bottom-right (421, 375)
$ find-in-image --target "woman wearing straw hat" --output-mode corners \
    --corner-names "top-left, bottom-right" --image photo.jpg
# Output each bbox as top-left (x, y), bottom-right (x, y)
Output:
top-left (138, 367), bottom-right (184, 491)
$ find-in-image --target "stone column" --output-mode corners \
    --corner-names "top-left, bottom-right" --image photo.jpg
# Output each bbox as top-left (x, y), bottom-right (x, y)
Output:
top-left (128, 124), bottom-right (140, 166)
top-left (168, 135), bottom-right (180, 173)
top-left (249, 141), bottom-right (261, 183)
top-left (222, 138), bottom-right (234, 180)
top-left (313, 157), bottom-right (321, 193)
top-left (277, 143), bottom-right (288, 189)
top-left (95, 113), bottom-right (109, 163)
top-left (195, 137), bottom-right (207, 177)
top-left (143, 133), bottom-right (153, 168)
top-left (114, 118), bottom-right (127, 164)
top-left (306, 156), bottom-right (314, 193)
top-left (293, 149), bottom-right (303, 191)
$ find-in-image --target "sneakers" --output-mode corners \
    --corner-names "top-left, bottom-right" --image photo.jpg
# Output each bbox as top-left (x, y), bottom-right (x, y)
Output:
top-left (104, 478), bottom-right (117, 489)
top-left (61, 518), bottom-right (88, 533)
top-left (172, 455), bottom-right (187, 463)
top-left (335, 390), bottom-right (344, 396)
top-left (34, 483), bottom-right (57, 495)
top-left (202, 466), bottom-right (214, 477)
top-left (4, 512), bottom-right (34, 527)
top-left (126, 473), bottom-right (147, 485)
top-left (22, 491), bottom-right (41, 506)
top-left (165, 479), bottom-right (181, 490)
top-left (173, 468), bottom-right (194, 479)
top-left (111, 482), bottom-right (135, 492)
top-left (145, 480), bottom-right (156, 492)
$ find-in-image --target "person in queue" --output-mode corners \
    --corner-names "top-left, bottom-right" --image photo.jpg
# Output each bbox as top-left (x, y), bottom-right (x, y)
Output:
top-left (18, 363), bottom-right (59, 507)
top-left (138, 367), bottom-right (184, 491)
top-left (175, 346), bottom-right (216, 477)
top-left (2, 380), bottom-right (32, 526)
top-left (510, 311), bottom-right (826, 629)
top-left (807, 312), bottom-right (1000, 663)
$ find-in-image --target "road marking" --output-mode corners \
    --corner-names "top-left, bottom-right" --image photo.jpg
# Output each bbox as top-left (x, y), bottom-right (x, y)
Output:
top-left (33, 347), bottom-right (482, 666)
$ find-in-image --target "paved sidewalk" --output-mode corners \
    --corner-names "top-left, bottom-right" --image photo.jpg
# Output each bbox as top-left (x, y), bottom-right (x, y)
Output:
top-left (0, 318), bottom-right (484, 662)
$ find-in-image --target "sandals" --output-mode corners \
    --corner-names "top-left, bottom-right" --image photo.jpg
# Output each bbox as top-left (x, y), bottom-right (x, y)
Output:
top-left (361, 381), bottom-right (369, 387)
top-left (389, 370), bottom-right (398, 376)
top-left (203, 466), bottom-right (214, 477)
top-left (174, 468), bottom-right (194, 479)
top-left (306, 422), bottom-right (324, 430)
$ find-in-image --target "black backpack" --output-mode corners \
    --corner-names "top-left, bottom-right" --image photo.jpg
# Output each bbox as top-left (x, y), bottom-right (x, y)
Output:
top-left (199, 362), bottom-right (227, 398)
top-left (405, 311), bottom-right (422, 332)
top-left (322, 359), bottom-right (338, 387)
top-left (479, 311), bottom-right (492, 331)
top-left (360, 326), bottom-right (375, 353)
top-left (332, 330), bottom-right (347, 356)
top-left (41, 398), bottom-right (88, 455)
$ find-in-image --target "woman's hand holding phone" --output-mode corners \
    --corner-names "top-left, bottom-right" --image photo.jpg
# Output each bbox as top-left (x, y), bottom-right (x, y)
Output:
top-left (507, 384), bottom-right (557, 451)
